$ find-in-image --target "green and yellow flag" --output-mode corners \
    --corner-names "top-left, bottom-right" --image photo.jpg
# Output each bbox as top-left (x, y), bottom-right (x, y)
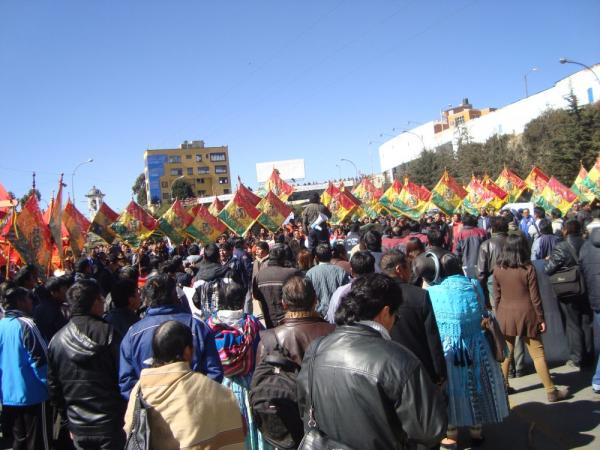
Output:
top-left (157, 200), bottom-right (193, 245)
top-left (482, 175), bottom-right (509, 211)
top-left (378, 179), bottom-right (403, 216)
top-left (264, 169), bottom-right (294, 201)
top-left (535, 176), bottom-right (578, 215)
top-left (186, 205), bottom-right (227, 245)
top-left (393, 178), bottom-right (429, 220)
top-left (218, 189), bottom-right (261, 236)
top-left (321, 182), bottom-right (340, 208)
top-left (581, 156), bottom-right (600, 200)
top-left (208, 196), bottom-right (225, 216)
top-left (63, 200), bottom-right (91, 258)
top-left (257, 191), bottom-right (293, 232)
top-left (524, 166), bottom-right (550, 195)
top-left (111, 201), bottom-right (158, 247)
top-left (571, 165), bottom-right (595, 203)
top-left (328, 189), bottom-right (360, 225)
top-left (430, 171), bottom-right (467, 215)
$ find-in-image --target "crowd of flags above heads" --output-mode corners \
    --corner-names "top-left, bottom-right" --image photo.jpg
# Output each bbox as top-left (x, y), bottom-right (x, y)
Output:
top-left (0, 157), bottom-right (599, 273)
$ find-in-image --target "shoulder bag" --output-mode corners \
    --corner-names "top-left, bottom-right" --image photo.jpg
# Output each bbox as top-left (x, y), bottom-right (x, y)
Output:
top-left (297, 338), bottom-right (357, 450)
top-left (549, 242), bottom-right (585, 299)
top-left (125, 387), bottom-right (151, 450)
top-left (471, 280), bottom-right (506, 363)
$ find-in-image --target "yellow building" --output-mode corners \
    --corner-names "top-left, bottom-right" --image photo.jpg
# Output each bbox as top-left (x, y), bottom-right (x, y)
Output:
top-left (434, 98), bottom-right (496, 133)
top-left (144, 140), bottom-right (231, 204)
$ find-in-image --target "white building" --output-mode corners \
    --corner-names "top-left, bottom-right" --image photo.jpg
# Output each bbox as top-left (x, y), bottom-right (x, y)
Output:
top-left (379, 64), bottom-right (600, 178)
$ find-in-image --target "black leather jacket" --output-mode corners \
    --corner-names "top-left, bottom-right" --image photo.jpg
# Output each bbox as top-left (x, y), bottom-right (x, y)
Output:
top-left (477, 232), bottom-right (508, 282)
top-left (47, 315), bottom-right (125, 436)
top-left (297, 325), bottom-right (447, 450)
top-left (545, 235), bottom-right (585, 275)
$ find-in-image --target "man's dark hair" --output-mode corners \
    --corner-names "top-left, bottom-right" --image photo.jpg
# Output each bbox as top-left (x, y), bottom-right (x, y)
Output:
top-left (350, 251), bottom-right (375, 276)
top-left (203, 244), bottom-right (220, 263)
top-left (233, 238), bottom-right (245, 249)
top-left (45, 275), bottom-right (72, 295)
top-left (315, 243), bottom-right (332, 262)
top-left (256, 241), bottom-right (269, 253)
top-left (219, 241), bottom-right (233, 251)
top-left (380, 250), bottom-right (408, 275)
top-left (335, 273), bottom-right (402, 325)
top-left (67, 279), bottom-right (102, 315)
top-left (564, 218), bottom-right (582, 236)
top-left (0, 283), bottom-right (30, 310)
top-left (282, 276), bottom-right (316, 312)
top-left (269, 245), bottom-right (287, 267)
top-left (14, 264), bottom-right (37, 287)
top-left (363, 230), bottom-right (382, 252)
top-left (111, 279), bottom-right (138, 309)
top-left (350, 221), bottom-right (361, 233)
top-left (75, 258), bottom-right (91, 274)
top-left (152, 321), bottom-right (193, 367)
top-left (439, 253), bottom-right (463, 277)
top-left (188, 244), bottom-right (200, 256)
top-left (550, 208), bottom-right (562, 219)
top-left (309, 193), bottom-right (320, 204)
top-left (498, 234), bottom-right (531, 268)
top-left (141, 274), bottom-right (177, 308)
top-left (331, 243), bottom-right (347, 260)
top-left (426, 226), bottom-right (444, 247)
top-left (538, 218), bottom-right (553, 235)
top-left (118, 266), bottom-right (139, 282)
top-left (219, 282), bottom-right (246, 311)
top-left (462, 213), bottom-right (478, 227)
top-left (490, 216), bottom-right (508, 234)
top-left (533, 206), bottom-right (545, 219)
top-left (408, 221), bottom-right (421, 233)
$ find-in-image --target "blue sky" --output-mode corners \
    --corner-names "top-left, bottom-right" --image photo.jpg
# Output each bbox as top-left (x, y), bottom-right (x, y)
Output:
top-left (1, 0), bottom-right (598, 212)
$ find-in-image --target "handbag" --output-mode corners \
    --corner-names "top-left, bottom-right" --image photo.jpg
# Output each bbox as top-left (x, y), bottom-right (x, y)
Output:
top-left (297, 339), bottom-right (357, 450)
top-left (549, 242), bottom-right (585, 299)
top-left (471, 281), bottom-right (506, 363)
top-left (125, 387), bottom-right (151, 450)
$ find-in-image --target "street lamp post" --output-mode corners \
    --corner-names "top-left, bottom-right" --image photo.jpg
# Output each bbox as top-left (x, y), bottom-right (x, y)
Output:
top-left (524, 67), bottom-right (539, 98)
top-left (559, 57), bottom-right (600, 85)
top-left (71, 158), bottom-right (93, 204)
top-left (340, 158), bottom-right (359, 179)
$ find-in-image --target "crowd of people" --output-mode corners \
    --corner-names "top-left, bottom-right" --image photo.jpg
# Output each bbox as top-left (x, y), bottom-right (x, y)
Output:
top-left (0, 191), bottom-right (598, 450)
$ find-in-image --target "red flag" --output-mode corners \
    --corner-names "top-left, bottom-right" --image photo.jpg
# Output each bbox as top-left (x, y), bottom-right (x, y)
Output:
top-left (49, 176), bottom-right (65, 260)
top-left (89, 202), bottom-right (119, 244)
top-left (237, 178), bottom-right (261, 206)
top-left (63, 200), bottom-right (91, 257)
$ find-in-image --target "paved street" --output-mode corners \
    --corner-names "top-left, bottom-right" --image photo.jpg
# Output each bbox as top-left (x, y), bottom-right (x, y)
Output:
top-left (473, 364), bottom-right (599, 450)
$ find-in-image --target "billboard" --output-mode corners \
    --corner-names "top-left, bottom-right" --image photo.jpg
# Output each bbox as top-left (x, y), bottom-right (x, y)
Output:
top-left (256, 159), bottom-right (305, 183)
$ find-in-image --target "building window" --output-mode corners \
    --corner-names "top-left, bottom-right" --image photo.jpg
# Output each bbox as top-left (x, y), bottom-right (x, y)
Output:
top-left (454, 116), bottom-right (465, 126)
top-left (195, 154), bottom-right (202, 162)
top-left (170, 168), bottom-right (183, 176)
top-left (197, 166), bottom-right (210, 174)
top-left (215, 165), bottom-right (227, 174)
top-left (168, 155), bottom-right (181, 163)
top-left (210, 153), bottom-right (226, 162)
top-left (197, 190), bottom-right (206, 196)
top-left (162, 193), bottom-right (170, 200)
top-left (186, 167), bottom-right (193, 175)
top-left (196, 178), bottom-right (205, 184)
top-left (186, 154), bottom-right (192, 159)
top-left (218, 177), bottom-right (229, 184)
top-left (224, 189), bottom-right (230, 194)
top-left (161, 181), bottom-right (168, 188)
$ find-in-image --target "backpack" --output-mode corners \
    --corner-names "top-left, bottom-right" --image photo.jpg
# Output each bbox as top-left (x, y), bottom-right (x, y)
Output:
top-left (249, 330), bottom-right (304, 450)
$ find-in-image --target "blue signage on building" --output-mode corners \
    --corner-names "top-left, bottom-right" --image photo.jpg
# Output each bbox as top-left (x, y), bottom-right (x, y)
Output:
top-left (146, 154), bottom-right (168, 204)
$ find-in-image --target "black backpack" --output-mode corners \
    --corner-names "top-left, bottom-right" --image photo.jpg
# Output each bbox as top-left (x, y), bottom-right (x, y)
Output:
top-left (250, 330), bottom-right (304, 450)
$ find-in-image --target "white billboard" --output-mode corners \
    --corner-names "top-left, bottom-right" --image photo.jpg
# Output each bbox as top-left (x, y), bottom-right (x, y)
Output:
top-left (256, 159), bottom-right (305, 183)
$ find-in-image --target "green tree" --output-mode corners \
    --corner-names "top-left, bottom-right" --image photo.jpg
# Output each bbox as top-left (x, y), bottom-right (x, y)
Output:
top-left (132, 173), bottom-right (148, 206)
top-left (171, 179), bottom-right (194, 200)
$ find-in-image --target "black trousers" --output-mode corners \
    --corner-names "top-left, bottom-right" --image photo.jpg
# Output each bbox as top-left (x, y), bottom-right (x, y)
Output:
top-left (2, 402), bottom-right (51, 450)
top-left (72, 430), bottom-right (126, 450)
top-left (558, 297), bottom-right (594, 365)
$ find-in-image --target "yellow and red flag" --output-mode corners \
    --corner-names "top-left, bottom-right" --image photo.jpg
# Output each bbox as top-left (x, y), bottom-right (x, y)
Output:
top-left (257, 191), bottom-right (293, 232)
top-left (461, 177), bottom-right (497, 215)
top-left (581, 156), bottom-right (600, 200)
top-left (208, 196), bottom-right (225, 216)
top-left (89, 202), bottom-right (119, 244)
top-left (482, 175), bottom-right (509, 211)
top-left (218, 189), bottom-right (261, 236)
top-left (0, 182), bottom-right (17, 236)
top-left (378, 179), bottom-right (403, 217)
top-left (430, 171), bottom-right (467, 215)
top-left (186, 205), bottom-right (227, 245)
top-left (237, 178), bottom-right (261, 207)
top-left (535, 177), bottom-right (578, 216)
top-left (524, 166), bottom-right (550, 194)
top-left (63, 200), bottom-right (91, 258)
top-left (571, 165), bottom-right (595, 203)
top-left (321, 182), bottom-right (340, 208)
top-left (48, 175), bottom-right (65, 261)
top-left (7, 194), bottom-right (53, 273)
top-left (111, 201), bottom-right (158, 247)
top-left (157, 200), bottom-right (194, 245)
top-left (264, 169), bottom-right (294, 201)
top-left (329, 190), bottom-right (360, 225)
top-left (393, 178), bottom-right (429, 220)
top-left (495, 167), bottom-right (527, 202)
